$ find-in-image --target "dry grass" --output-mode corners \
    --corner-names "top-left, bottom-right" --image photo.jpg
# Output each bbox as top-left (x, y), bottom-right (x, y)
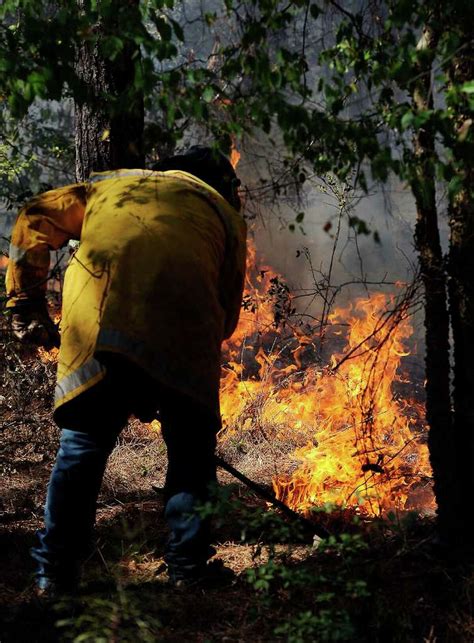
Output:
top-left (102, 422), bottom-right (167, 499)
top-left (3, 316), bottom-right (474, 642)
top-left (217, 365), bottom-right (315, 487)
top-left (0, 307), bottom-right (310, 516)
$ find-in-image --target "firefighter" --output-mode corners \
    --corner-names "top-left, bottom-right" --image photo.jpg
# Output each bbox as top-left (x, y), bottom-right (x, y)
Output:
top-left (6, 146), bottom-right (247, 592)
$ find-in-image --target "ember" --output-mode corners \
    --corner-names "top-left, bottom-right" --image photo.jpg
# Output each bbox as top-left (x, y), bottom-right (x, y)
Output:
top-left (230, 144), bottom-right (241, 170)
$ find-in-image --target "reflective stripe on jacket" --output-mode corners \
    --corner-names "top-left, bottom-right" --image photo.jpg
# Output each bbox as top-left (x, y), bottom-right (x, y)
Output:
top-left (6, 169), bottom-right (247, 419)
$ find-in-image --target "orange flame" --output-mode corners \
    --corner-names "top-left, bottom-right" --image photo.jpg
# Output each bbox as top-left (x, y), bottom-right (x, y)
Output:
top-left (34, 238), bottom-right (434, 516)
top-left (230, 144), bottom-right (241, 170)
top-left (37, 346), bottom-right (59, 363)
top-left (37, 314), bottom-right (61, 363)
top-left (220, 239), bottom-right (434, 516)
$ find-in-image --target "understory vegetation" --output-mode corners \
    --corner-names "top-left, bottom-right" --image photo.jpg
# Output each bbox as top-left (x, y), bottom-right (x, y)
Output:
top-left (1, 0), bottom-right (473, 639)
top-left (1, 309), bottom-right (474, 642)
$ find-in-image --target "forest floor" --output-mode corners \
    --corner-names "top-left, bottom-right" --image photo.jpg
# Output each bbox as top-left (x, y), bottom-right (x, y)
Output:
top-left (2, 343), bottom-right (474, 642)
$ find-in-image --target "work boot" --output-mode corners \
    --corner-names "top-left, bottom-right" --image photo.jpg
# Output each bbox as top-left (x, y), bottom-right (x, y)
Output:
top-left (157, 558), bottom-right (236, 589)
top-left (162, 491), bottom-right (236, 588)
top-left (34, 580), bottom-right (76, 603)
top-left (164, 492), bottom-right (214, 572)
top-left (32, 552), bottom-right (81, 605)
top-left (30, 575), bottom-right (80, 618)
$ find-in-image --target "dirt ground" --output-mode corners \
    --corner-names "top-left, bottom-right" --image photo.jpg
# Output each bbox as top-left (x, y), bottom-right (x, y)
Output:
top-left (2, 341), bottom-right (474, 642)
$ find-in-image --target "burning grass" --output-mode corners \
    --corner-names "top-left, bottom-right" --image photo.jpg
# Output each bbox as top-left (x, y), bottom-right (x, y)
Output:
top-left (1, 253), bottom-right (473, 642)
top-left (2, 238), bottom-right (434, 521)
top-left (219, 241), bottom-right (434, 518)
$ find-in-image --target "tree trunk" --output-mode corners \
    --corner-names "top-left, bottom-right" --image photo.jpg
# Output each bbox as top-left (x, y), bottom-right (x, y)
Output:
top-left (410, 25), bottom-right (457, 541)
top-left (74, 0), bottom-right (144, 181)
top-left (447, 35), bottom-right (474, 541)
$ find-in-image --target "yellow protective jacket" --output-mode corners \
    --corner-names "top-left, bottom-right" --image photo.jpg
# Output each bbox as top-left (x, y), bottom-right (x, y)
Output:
top-left (6, 169), bottom-right (247, 420)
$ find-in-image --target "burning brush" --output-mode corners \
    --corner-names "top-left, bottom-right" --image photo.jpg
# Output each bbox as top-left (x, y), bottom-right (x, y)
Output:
top-left (220, 242), bottom-right (434, 519)
top-left (33, 238), bottom-right (434, 523)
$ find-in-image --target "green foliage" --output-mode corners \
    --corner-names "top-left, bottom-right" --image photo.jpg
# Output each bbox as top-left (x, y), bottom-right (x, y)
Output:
top-left (248, 527), bottom-right (369, 640)
top-left (0, 0), bottom-right (471, 248)
top-left (0, 0), bottom-right (312, 156)
top-left (198, 487), bottom-right (371, 640)
top-left (246, 528), bottom-right (370, 640)
top-left (0, 142), bottom-right (35, 203)
top-left (274, 608), bottom-right (355, 642)
top-left (55, 586), bottom-right (162, 642)
top-left (198, 484), bottom-right (307, 543)
top-left (0, 103), bottom-right (74, 209)
top-left (312, 0), bottom-right (473, 203)
top-left (0, 0), bottom-right (471, 196)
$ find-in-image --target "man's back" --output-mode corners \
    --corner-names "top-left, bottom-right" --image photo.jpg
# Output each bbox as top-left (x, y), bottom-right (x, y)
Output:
top-left (7, 168), bottom-right (247, 422)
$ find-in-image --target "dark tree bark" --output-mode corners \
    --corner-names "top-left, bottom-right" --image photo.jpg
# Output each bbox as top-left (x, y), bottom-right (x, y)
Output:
top-left (74, 0), bottom-right (144, 181)
top-left (447, 34), bottom-right (474, 537)
top-left (410, 24), bottom-right (458, 541)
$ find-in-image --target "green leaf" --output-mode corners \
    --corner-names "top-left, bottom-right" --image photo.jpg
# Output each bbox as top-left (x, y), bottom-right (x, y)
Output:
top-left (101, 35), bottom-right (124, 60)
top-left (296, 211), bottom-right (305, 223)
top-left (26, 71), bottom-right (47, 95)
top-left (202, 86), bottom-right (214, 103)
top-left (348, 215), bottom-right (371, 236)
top-left (204, 12), bottom-right (217, 26)
top-left (412, 109), bottom-right (433, 128)
top-left (401, 111), bottom-right (414, 130)
top-left (460, 81), bottom-right (474, 94)
top-left (448, 175), bottom-right (463, 198)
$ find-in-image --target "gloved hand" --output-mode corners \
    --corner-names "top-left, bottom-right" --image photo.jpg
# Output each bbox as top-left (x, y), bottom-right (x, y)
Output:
top-left (10, 301), bottom-right (60, 349)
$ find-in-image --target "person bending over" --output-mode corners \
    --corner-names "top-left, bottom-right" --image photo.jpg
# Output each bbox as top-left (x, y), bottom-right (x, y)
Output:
top-left (6, 146), bottom-right (247, 592)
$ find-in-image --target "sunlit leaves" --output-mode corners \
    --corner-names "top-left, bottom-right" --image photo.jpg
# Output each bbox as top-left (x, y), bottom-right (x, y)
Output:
top-left (0, 0), bottom-right (471, 207)
top-left (461, 81), bottom-right (474, 95)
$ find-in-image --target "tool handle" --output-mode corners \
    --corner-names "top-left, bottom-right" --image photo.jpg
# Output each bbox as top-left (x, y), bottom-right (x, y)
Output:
top-left (215, 455), bottom-right (330, 539)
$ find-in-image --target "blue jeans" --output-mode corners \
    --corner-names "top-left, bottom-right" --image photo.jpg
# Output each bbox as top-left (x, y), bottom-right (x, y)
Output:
top-left (31, 366), bottom-right (219, 588)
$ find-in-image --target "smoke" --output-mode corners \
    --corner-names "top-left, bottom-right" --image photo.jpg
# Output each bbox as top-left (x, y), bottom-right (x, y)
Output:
top-left (234, 141), bottom-right (443, 380)
top-left (238, 144), bottom-right (418, 288)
